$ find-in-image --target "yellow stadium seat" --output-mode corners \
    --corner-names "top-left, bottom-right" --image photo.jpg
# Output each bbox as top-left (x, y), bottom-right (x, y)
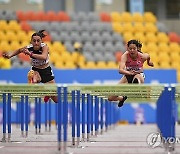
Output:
top-left (158, 61), bottom-right (171, 68)
top-left (0, 31), bottom-right (6, 42)
top-left (134, 32), bottom-right (146, 43)
top-left (85, 61), bottom-right (96, 69)
top-left (6, 31), bottom-right (17, 42)
top-left (64, 61), bottom-right (76, 69)
top-left (171, 61), bottom-right (180, 69)
top-left (132, 13), bottom-right (143, 22)
top-left (17, 31), bottom-right (30, 42)
top-left (96, 61), bottom-right (107, 69)
top-left (52, 41), bottom-right (65, 54)
top-left (144, 23), bottom-right (158, 33)
top-left (20, 41), bottom-right (30, 47)
top-left (122, 23), bottom-right (134, 33)
top-left (145, 32), bottom-right (157, 43)
top-left (143, 12), bottom-right (157, 23)
top-left (111, 12), bottom-right (122, 22)
top-left (27, 30), bottom-right (35, 38)
top-left (112, 22), bottom-right (123, 34)
top-left (169, 42), bottom-right (180, 52)
top-left (158, 52), bottom-right (170, 62)
top-left (123, 32), bottom-right (134, 42)
top-left (156, 32), bottom-right (169, 43)
top-left (146, 42), bottom-right (158, 53)
top-left (0, 20), bottom-right (8, 31)
top-left (133, 22), bottom-right (145, 33)
top-left (0, 41), bottom-right (11, 52)
top-left (106, 61), bottom-right (118, 69)
top-left (121, 12), bottom-right (133, 22)
top-left (158, 43), bottom-right (170, 53)
top-left (0, 57), bottom-right (11, 69)
top-left (78, 61), bottom-right (86, 69)
top-left (10, 41), bottom-right (21, 51)
top-left (50, 52), bottom-right (61, 64)
top-left (8, 20), bottom-right (21, 32)
top-left (54, 61), bottom-right (64, 68)
top-left (141, 43), bottom-right (147, 52)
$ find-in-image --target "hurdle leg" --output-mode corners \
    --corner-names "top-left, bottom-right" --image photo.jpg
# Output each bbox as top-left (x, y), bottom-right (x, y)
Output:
top-left (87, 94), bottom-right (91, 141)
top-left (57, 87), bottom-right (62, 151)
top-left (76, 90), bottom-right (81, 147)
top-left (71, 90), bottom-right (76, 146)
top-left (21, 95), bottom-right (25, 137)
top-left (81, 94), bottom-right (85, 141)
top-left (7, 93), bottom-right (11, 142)
top-left (2, 93), bottom-right (6, 142)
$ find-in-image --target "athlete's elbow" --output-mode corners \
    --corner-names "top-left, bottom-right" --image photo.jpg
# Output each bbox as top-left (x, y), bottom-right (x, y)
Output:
top-left (119, 69), bottom-right (123, 74)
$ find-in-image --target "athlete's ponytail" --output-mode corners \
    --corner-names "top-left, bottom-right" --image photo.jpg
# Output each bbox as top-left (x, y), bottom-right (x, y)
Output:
top-left (38, 30), bottom-right (47, 38)
top-left (31, 30), bottom-right (47, 39)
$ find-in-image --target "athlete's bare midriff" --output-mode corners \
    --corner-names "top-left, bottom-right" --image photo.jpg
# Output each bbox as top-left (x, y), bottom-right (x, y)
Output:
top-left (32, 62), bottom-right (49, 69)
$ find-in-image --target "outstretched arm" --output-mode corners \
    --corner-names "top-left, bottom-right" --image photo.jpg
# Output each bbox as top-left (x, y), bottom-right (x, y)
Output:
top-left (2, 47), bottom-right (26, 59)
top-left (143, 53), bottom-right (154, 67)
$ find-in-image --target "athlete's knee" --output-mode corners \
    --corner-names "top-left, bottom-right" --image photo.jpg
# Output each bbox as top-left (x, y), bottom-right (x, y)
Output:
top-left (27, 70), bottom-right (34, 83)
top-left (132, 78), bottom-right (140, 84)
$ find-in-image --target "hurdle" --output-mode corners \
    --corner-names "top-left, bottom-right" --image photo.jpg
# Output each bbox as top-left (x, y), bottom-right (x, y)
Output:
top-left (0, 83), bottom-right (177, 153)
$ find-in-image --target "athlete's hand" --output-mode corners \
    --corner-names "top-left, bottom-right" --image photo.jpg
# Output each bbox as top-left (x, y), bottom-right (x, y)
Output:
top-left (2, 52), bottom-right (11, 59)
top-left (128, 70), bottom-right (139, 75)
top-left (147, 61), bottom-right (154, 67)
top-left (23, 48), bottom-right (31, 56)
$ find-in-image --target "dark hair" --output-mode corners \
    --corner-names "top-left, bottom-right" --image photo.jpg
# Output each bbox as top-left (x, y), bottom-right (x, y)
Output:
top-left (127, 39), bottom-right (139, 47)
top-left (31, 30), bottom-right (47, 39)
top-left (137, 40), bottom-right (142, 48)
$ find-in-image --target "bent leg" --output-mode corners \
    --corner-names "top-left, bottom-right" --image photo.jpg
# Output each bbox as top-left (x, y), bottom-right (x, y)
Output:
top-left (45, 79), bottom-right (58, 103)
top-left (132, 74), bottom-right (144, 84)
top-left (27, 70), bottom-right (34, 83)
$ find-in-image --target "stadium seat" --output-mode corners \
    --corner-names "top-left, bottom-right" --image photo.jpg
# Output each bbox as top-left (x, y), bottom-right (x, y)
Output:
top-left (158, 43), bottom-right (170, 53)
top-left (132, 13), bottom-right (143, 22)
top-left (168, 32), bottom-right (180, 43)
top-left (123, 32), bottom-right (134, 42)
top-left (143, 12), bottom-right (157, 23)
top-left (100, 12), bottom-right (111, 22)
top-left (111, 12), bottom-right (121, 22)
top-left (169, 42), bottom-right (180, 52)
top-left (134, 32), bottom-right (146, 43)
top-left (156, 32), bottom-right (169, 43)
top-left (112, 22), bottom-right (123, 34)
top-left (5, 31), bottom-right (17, 42)
top-left (145, 32), bottom-right (157, 43)
top-left (96, 61), bottom-right (107, 69)
top-left (20, 21), bottom-right (32, 32)
top-left (115, 51), bottom-right (123, 62)
top-left (18, 53), bottom-right (30, 62)
top-left (122, 23), bottom-right (134, 33)
top-left (8, 20), bottom-right (21, 32)
top-left (121, 12), bottom-right (132, 22)
top-left (106, 61), bottom-right (118, 69)
top-left (57, 11), bottom-right (70, 22)
top-left (0, 41), bottom-right (11, 52)
top-left (10, 41), bottom-right (21, 51)
top-left (0, 20), bottom-right (8, 31)
top-left (85, 61), bottom-right (97, 69)
top-left (144, 23), bottom-right (158, 33)
top-left (133, 22), bottom-right (145, 33)
top-left (146, 42), bottom-right (158, 53)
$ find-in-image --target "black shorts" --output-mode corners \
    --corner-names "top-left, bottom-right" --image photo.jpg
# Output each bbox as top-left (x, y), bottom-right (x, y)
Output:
top-left (32, 66), bottom-right (55, 83)
top-left (125, 73), bottom-right (145, 83)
